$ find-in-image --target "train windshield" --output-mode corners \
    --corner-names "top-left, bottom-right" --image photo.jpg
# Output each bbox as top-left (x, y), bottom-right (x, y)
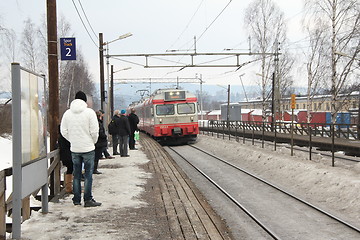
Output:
top-left (177, 103), bottom-right (195, 114)
top-left (156, 104), bottom-right (175, 115)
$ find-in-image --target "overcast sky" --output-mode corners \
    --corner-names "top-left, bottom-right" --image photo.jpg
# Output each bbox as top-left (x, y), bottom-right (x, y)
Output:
top-left (1, 0), bottom-right (307, 91)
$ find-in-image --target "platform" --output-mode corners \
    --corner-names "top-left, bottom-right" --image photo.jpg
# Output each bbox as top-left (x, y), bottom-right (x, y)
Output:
top-left (19, 134), bottom-right (233, 240)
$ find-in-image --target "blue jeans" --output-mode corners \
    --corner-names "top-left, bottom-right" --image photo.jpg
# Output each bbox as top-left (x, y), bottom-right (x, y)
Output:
top-left (71, 151), bottom-right (95, 203)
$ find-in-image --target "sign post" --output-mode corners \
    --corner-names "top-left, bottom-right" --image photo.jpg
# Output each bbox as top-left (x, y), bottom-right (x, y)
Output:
top-left (60, 38), bottom-right (76, 60)
top-left (291, 94), bottom-right (296, 156)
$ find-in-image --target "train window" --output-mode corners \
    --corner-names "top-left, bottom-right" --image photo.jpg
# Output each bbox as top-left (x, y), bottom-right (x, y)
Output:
top-left (177, 103), bottom-right (195, 114)
top-left (156, 104), bottom-right (175, 115)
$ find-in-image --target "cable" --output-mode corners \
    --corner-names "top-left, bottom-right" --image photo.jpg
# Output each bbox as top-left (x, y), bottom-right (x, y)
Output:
top-left (194, 0), bottom-right (233, 47)
top-left (71, 0), bottom-right (98, 48)
top-left (78, 0), bottom-right (98, 40)
top-left (167, 0), bottom-right (205, 51)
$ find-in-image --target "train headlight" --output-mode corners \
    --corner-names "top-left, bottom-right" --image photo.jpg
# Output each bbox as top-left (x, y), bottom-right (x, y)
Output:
top-left (159, 118), bottom-right (163, 123)
top-left (190, 117), bottom-right (194, 122)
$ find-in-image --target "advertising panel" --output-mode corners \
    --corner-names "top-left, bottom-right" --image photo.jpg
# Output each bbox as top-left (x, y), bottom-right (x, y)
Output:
top-left (20, 70), bottom-right (47, 164)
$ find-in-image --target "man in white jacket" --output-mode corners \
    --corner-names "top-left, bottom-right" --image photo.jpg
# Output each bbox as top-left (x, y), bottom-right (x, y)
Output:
top-left (60, 91), bottom-right (101, 207)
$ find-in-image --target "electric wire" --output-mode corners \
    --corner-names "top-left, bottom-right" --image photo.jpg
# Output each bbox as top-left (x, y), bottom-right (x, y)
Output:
top-left (193, 0), bottom-right (233, 48)
top-left (164, 0), bottom-right (233, 75)
top-left (78, 0), bottom-right (98, 40)
top-left (167, 0), bottom-right (205, 51)
top-left (71, 0), bottom-right (98, 48)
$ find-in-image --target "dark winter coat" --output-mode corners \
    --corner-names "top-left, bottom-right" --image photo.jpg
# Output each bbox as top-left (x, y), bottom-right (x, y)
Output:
top-left (128, 113), bottom-right (139, 132)
top-left (95, 118), bottom-right (108, 148)
top-left (113, 114), bottom-right (131, 136)
top-left (58, 126), bottom-right (72, 167)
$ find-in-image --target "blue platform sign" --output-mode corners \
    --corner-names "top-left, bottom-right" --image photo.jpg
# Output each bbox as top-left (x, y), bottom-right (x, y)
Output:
top-left (60, 38), bottom-right (76, 60)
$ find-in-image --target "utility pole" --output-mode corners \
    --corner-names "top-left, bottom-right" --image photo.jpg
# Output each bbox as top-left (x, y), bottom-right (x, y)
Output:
top-left (99, 33), bottom-right (105, 110)
top-left (271, 72), bottom-right (275, 131)
top-left (46, 0), bottom-right (60, 197)
top-left (110, 65), bottom-right (114, 116)
top-left (227, 84), bottom-right (231, 126)
top-left (274, 41), bottom-right (281, 122)
top-left (199, 74), bottom-right (203, 121)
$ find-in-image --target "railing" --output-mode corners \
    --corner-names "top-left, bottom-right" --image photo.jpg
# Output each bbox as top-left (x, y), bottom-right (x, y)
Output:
top-left (201, 120), bottom-right (359, 140)
top-left (199, 120), bottom-right (359, 167)
top-left (0, 149), bottom-right (61, 239)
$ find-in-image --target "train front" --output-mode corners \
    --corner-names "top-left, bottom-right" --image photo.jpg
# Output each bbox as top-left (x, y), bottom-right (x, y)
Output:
top-left (153, 89), bottom-right (199, 143)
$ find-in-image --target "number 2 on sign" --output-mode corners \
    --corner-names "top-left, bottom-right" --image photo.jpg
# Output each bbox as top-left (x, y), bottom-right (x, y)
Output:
top-left (66, 48), bottom-right (71, 57)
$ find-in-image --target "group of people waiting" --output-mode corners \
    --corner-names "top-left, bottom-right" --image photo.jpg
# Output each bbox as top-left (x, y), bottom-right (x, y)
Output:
top-left (58, 90), bottom-right (139, 208)
top-left (110, 108), bottom-right (139, 157)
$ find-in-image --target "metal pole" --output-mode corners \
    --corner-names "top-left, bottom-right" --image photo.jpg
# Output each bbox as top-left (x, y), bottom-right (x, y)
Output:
top-left (358, 88), bottom-right (360, 140)
top-left (227, 84), bottom-right (230, 127)
top-left (11, 63), bottom-right (22, 239)
top-left (291, 108), bottom-right (294, 156)
top-left (99, 33), bottom-right (105, 110)
top-left (331, 124), bottom-right (335, 167)
top-left (271, 72), bottom-right (275, 132)
top-left (200, 74), bottom-right (203, 121)
top-left (110, 65), bottom-right (114, 116)
top-left (105, 43), bottom-right (110, 126)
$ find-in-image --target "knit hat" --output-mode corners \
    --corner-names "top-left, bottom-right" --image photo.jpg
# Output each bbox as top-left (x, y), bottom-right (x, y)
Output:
top-left (120, 109), bottom-right (126, 115)
top-left (75, 91), bottom-right (87, 102)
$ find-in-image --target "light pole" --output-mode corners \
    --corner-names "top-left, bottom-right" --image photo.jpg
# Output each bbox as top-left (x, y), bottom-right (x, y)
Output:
top-left (100, 32), bottom-right (132, 125)
top-left (239, 73), bottom-right (248, 102)
top-left (110, 66), bottom-right (131, 116)
top-left (196, 74), bottom-right (204, 121)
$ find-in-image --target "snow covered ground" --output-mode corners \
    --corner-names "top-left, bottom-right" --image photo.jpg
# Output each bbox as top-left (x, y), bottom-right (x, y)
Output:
top-left (1, 132), bottom-right (360, 238)
top-left (0, 135), bottom-right (152, 239)
top-left (195, 134), bottom-right (360, 228)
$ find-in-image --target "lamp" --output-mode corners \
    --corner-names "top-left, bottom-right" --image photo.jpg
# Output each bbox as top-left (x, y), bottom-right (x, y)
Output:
top-left (101, 32), bottom-right (133, 127)
top-left (110, 66), bottom-right (132, 116)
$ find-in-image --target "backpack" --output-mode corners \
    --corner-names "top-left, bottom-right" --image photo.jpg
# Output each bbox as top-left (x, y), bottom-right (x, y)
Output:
top-left (108, 119), bottom-right (116, 135)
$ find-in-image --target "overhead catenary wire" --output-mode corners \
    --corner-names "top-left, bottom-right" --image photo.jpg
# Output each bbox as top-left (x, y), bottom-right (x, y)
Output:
top-left (193, 0), bottom-right (233, 49)
top-left (166, 0), bottom-right (205, 52)
top-left (71, 0), bottom-right (98, 48)
top-left (78, 0), bottom-right (98, 40)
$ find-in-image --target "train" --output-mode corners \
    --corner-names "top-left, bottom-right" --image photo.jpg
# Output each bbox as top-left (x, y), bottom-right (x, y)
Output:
top-left (130, 88), bottom-right (199, 144)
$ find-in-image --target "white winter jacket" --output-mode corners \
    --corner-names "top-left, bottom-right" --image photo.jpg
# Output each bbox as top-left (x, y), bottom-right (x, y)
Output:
top-left (60, 99), bottom-right (99, 153)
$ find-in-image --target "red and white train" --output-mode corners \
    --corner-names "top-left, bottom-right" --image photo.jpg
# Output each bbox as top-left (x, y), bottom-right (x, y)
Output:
top-left (130, 88), bottom-right (199, 143)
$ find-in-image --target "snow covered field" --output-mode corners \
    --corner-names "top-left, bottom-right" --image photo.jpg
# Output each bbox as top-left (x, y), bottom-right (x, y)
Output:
top-left (195, 134), bottom-right (360, 227)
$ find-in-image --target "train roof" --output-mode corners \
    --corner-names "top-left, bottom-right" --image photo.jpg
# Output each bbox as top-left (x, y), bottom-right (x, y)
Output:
top-left (129, 88), bottom-right (197, 108)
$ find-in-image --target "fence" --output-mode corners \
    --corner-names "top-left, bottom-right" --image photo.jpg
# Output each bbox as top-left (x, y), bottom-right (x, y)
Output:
top-left (199, 120), bottom-right (360, 167)
top-left (0, 149), bottom-right (61, 239)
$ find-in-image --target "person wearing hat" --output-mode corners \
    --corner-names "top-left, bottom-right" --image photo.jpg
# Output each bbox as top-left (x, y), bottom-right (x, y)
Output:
top-left (98, 110), bottom-right (114, 160)
top-left (128, 108), bottom-right (139, 150)
top-left (60, 91), bottom-right (102, 207)
top-left (113, 109), bottom-right (131, 157)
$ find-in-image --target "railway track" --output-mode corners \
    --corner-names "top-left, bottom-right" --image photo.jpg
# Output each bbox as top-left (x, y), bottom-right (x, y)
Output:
top-left (166, 144), bottom-right (360, 239)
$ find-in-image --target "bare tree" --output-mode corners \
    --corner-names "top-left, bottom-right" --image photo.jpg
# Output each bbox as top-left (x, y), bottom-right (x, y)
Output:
top-left (244, 0), bottom-right (292, 121)
top-left (0, 20), bottom-right (18, 92)
top-left (304, 0), bottom-right (360, 123)
top-left (21, 18), bottom-right (41, 71)
top-left (302, 21), bottom-right (330, 123)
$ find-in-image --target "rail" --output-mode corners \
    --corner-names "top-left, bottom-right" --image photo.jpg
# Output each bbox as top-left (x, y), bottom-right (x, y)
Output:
top-left (0, 149), bottom-right (62, 239)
